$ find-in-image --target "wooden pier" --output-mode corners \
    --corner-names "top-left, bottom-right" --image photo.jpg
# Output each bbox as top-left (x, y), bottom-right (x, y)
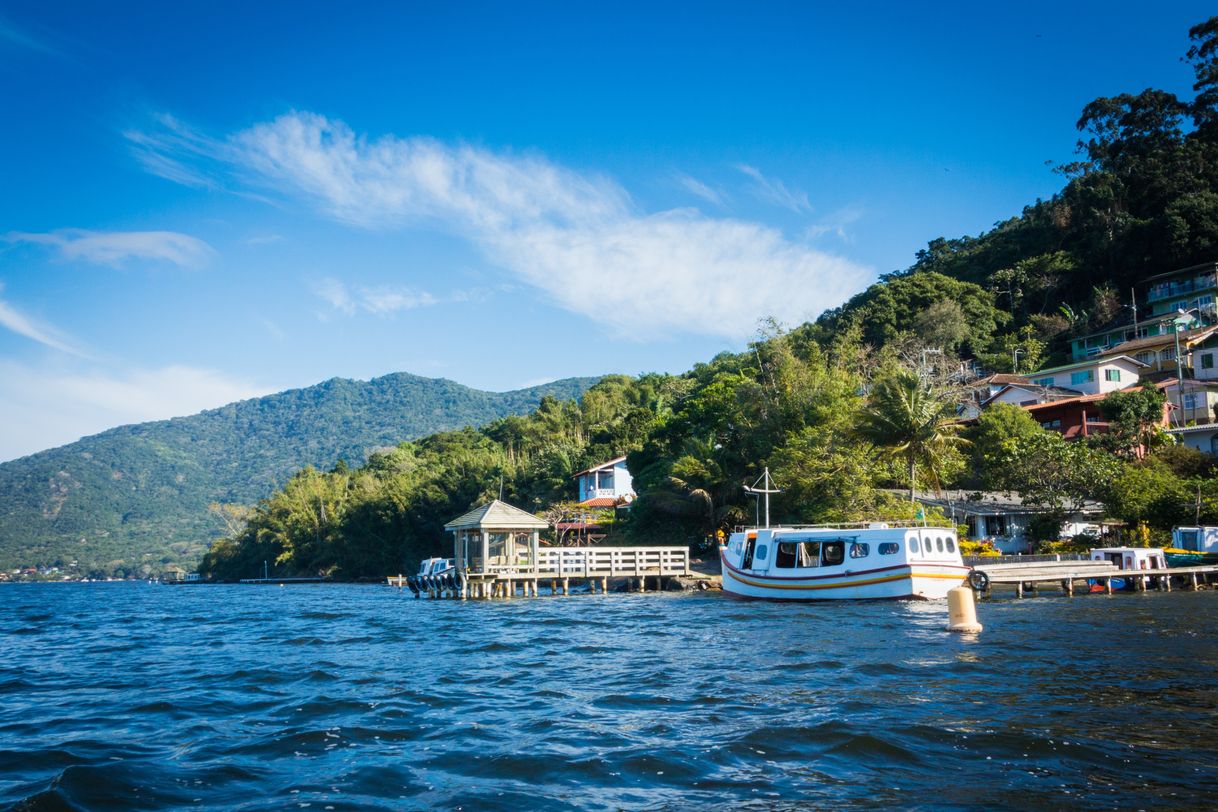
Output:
top-left (392, 499), bottom-right (691, 599)
top-left (970, 559), bottom-right (1218, 598)
top-left (393, 545), bottom-right (692, 599)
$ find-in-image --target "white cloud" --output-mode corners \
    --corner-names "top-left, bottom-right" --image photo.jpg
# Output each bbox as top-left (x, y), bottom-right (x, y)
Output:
top-left (805, 204), bottom-right (866, 242)
top-left (735, 164), bottom-right (812, 214)
top-left (6, 229), bottom-right (216, 268)
top-left (311, 277), bottom-right (440, 317)
top-left (130, 112), bottom-right (872, 340)
top-left (0, 282), bottom-right (86, 356)
top-left (0, 361), bottom-right (273, 462)
top-left (674, 173), bottom-right (725, 206)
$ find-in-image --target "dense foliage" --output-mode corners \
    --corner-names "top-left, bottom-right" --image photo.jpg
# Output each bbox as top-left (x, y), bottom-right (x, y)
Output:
top-left (0, 374), bottom-right (597, 578)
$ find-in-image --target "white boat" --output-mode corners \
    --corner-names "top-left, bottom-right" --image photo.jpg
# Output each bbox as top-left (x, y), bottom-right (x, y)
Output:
top-left (720, 522), bottom-right (970, 600)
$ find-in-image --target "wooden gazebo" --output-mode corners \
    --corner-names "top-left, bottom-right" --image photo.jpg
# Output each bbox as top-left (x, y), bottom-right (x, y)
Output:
top-left (444, 500), bottom-right (549, 597)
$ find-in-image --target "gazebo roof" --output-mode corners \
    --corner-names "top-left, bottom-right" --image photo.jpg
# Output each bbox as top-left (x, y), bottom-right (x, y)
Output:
top-left (443, 499), bottom-right (549, 531)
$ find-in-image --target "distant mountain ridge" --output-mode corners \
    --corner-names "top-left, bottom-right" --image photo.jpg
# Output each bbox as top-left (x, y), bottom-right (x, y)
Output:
top-left (0, 373), bottom-right (598, 576)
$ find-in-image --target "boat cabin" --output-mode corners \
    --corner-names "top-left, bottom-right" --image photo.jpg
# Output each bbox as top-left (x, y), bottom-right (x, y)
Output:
top-left (1089, 547), bottom-right (1168, 571)
top-left (1172, 526), bottom-right (1218, 553)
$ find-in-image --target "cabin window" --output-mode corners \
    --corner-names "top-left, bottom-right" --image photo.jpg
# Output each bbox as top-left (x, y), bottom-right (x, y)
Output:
top-left (1179, 530), bottom-right (1199, 551)
top-left (797, 542), bottom-right (820, 567)
top-left (908, 539), bottom-right (918, 554)
top-left (936, 537), bottom-right (944, 553)
top-left (923, 538), bottom-right (933, 553)
top-left (755, 545), bottom-right (768, 564)
top-left (849, 542), bottom-right (870, 559)
top-left (775, 542), bottom-right (798, 568)
top-left (946, 538), bottom-right (956, 553)
top-left (878, 542), bottom-right (899, 555)
top-left (822, 541), bottom-right (845, 566)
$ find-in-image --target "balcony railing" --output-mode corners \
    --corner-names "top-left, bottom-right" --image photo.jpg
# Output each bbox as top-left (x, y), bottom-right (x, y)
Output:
top-left (1147, 275), bottom-right (1217, 303)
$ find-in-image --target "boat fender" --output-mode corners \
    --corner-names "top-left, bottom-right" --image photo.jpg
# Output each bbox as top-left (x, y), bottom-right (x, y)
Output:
top-left (967, 569), bottom-right (989, 591)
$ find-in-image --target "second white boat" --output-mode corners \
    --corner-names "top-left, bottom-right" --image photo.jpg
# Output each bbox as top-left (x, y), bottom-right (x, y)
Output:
top-left (720, 522), bottom-right (970, 601)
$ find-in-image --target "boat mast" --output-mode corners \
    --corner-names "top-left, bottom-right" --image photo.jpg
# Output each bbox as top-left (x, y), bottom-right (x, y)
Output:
top-left (744, 467), bottom-right (782, 528)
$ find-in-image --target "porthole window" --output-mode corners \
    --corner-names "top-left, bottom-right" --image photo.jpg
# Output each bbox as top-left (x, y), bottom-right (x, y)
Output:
top-left (923, 538), bottom-right (933, 553)
top-left (878, 542), bottom-right (899, 555)
top-left (936, 537), bottom-right (944, 553)
top-left (946, 538), bottom-right (956, 553)
top-left (849, 542), bottom-right (870, 559)
top-left (908, 539), bottom-right (918, 554)
top-left (755, 545), bottom-right (768, 563)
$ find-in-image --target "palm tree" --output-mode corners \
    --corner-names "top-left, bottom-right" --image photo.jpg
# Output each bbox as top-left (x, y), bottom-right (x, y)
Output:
top-left (857, 369), bottom-right (968, 500)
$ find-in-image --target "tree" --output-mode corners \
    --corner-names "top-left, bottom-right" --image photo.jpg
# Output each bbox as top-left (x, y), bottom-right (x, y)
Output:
top-left (856, 369), bottom-right (968, 499)
top-left (993, 431), bottom-right (1122, 527)
top-left (1095, 387), bottom-right (1169, 459)
top-left (964, 403), bottom-right (1045, 489)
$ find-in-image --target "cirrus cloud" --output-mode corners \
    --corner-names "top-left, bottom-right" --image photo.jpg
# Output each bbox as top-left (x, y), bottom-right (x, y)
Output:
top-left (6, 229), bottom-right (216, 269)
top-left (129, 112), bottom-right (872, 339)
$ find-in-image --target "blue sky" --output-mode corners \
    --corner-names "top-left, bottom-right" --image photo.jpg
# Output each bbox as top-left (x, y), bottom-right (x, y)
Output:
top-left (0, 2), bottom-right (1212, 461)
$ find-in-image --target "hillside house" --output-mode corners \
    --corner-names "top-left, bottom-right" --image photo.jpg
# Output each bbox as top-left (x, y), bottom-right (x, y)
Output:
top-left (573, 456), bottom-right (635, 507)
top-left (982, 382), bottom-right (1083, 409)
top-left (1022, 356), bottom-right (1144, 396)
top-left (1169, 423), bottom-right (1218, 455)
top-left (1101, 326), bottom-right (1218, 376)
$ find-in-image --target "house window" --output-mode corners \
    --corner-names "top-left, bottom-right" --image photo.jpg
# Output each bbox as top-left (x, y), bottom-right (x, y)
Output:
top-left (1040, 418), bottom-right (1062, 430)
top-left (1071, 370), bottom-right (1095, 385)
top-left (1203, 353), bottom-right (1215, 370)
top-left (1136, 351), bottom-right (1155, 365)
top-left (1086, 413), bottom-right (1103, 423)
top-left (1033, 377), bottom-right (1054, 387)
top-left (984, 515), bottom-right (1008, 536)
top-left (1020, 399), bottom-right (1038, 406)
top-left (1104, 369), bottom-right (1121, 382)
top-left (1184, 393), bottom-right (1199, 411)
top-left (1162, 348), bottom-right (1177, 362)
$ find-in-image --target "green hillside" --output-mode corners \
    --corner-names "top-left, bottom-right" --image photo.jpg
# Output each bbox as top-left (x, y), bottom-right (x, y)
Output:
top-left (0, 373), bottom-right (597, 577)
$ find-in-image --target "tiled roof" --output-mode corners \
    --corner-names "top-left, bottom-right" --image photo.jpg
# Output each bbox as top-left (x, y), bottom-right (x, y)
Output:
top-left (577, 497), bottom-right (619, 508)
top-left (1103, 326), bottom-right (1218, 356)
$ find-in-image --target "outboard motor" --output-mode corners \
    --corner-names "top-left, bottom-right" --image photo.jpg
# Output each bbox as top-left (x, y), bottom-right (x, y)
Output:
top-left (406, 575), bottom-right (420, 597)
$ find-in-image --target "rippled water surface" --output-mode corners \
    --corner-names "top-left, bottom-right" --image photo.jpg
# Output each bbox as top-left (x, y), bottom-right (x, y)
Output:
top-left (3, 584), bottom-right (1218, 809)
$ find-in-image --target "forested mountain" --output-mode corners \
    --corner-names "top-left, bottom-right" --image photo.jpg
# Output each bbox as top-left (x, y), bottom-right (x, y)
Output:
top-left (813, 17), bottom-right (1218, 372)
top-left (0, 373), bottom-right (596, 577)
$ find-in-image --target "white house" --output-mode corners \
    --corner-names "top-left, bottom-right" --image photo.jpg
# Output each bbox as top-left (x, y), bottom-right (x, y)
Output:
top-left (573, 456), bottom-right (635, 506)
top-left (1168, 424), bottom-right (1218, 455)
top-left (983, 383), bottom-right (1082, 409)
top-left (1022, 355), bottom-right (1145, 396)
top-left (911, 490), bottom-right (1105, 555)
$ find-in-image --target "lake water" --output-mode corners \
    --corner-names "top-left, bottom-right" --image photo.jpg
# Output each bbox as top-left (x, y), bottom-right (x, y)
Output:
top-left (2, 583), bottom-right (1218, 810)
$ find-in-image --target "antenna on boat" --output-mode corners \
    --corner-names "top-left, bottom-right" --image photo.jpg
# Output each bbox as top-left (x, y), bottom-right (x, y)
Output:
top-left (744, 467), bottom-right (782, 529)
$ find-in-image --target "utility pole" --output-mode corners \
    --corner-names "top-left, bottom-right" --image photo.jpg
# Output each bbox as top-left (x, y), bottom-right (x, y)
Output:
top-left (1130, 288), bottom-right (1138, 337)
top-left (1012, 348), bottom-right (1022, 374)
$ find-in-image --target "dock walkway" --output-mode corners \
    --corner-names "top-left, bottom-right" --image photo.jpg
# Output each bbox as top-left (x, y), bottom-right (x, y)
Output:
top-left (971, 559), bottom-right (1218, 597)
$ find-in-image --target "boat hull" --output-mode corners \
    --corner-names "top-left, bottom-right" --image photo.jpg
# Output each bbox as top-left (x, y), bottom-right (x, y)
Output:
top-left (720, 553), bottom-right (968, 601)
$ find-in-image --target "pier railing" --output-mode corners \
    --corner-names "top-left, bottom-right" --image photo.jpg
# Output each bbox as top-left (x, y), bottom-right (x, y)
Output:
top-left (474, 546), bottom-right (690, 578)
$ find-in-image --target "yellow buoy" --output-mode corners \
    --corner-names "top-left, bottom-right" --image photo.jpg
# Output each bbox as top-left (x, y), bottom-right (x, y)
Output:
top-left (946, 586), bottom-right (983, 633)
